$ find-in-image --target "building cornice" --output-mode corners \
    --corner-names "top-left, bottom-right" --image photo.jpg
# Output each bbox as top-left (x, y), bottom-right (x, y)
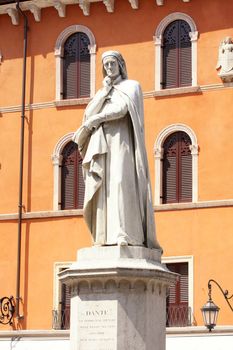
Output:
top-left (0, 0), bottom-right (191, 24)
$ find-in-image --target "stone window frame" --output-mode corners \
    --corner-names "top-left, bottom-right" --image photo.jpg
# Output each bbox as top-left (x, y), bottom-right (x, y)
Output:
top-left (54, 24), bottom-right (96, 101)
top-left (154, 124), bottom-right (198, 205)
top-left (53, 261), bottom-right (73, 327)
top-left (162, 255), bottom-right (194, 326)
top-left (154, 12), bottom-right (198, 92)
top-left (51, 132), bottom-right (75, 211)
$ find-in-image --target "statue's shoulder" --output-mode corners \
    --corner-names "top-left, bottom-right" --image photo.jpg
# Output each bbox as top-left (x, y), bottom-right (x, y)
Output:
top-left (120, 79), bottom-right (140, 88)
top-left (117, 79), bottom-right (142, 96)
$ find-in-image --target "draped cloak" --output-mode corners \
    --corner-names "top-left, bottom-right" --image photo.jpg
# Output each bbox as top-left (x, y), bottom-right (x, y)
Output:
top-left (73, 79), bottom-right (161, 250)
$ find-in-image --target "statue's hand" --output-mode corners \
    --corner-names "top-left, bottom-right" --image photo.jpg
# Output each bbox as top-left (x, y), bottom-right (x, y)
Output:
top-left (103, 76), bottom-right (112, 87)
top-left (72, 125), bottom-right (91, 149)
top-left (102, 76), bottom-right (112, 95)
top-left (84, 115), bottom-right (100, 131)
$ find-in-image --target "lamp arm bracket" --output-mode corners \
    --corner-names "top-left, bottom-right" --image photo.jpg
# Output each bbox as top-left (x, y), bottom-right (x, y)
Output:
top-left (208, 279), bottom-right (233, 312)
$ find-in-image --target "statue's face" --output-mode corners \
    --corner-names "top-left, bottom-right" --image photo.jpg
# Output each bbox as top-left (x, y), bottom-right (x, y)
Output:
top-left (103, 56), bottom-right (120, 80)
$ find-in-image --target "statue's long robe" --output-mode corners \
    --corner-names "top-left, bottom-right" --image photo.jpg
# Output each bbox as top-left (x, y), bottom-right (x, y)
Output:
top-left (74, 78), bottom-right (161, 249)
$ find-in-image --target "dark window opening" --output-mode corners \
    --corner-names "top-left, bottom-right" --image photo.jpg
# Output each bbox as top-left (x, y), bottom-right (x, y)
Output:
top-left (166, 262), bottom-right (191, 327)
top-left (63, 32), bottom-right (90, 99)
top-left (162, 20), bottom-right (192, 89)
top-left (61, 141), bottom-right (85, 210)
top-left (162, 131), bottom-right (192, 204)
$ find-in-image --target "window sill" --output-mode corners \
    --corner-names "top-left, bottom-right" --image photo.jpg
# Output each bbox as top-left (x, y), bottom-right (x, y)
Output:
top-left (1, 200), bottom-right (233, 220)
top-left (0, 209), bottom-right (83, 221)
top-left (55, 97), bottom-right (91, 107)
top-left (153, 85), bottom-right (200, 97)
top-left (154, 199), bottom-right (233, 211)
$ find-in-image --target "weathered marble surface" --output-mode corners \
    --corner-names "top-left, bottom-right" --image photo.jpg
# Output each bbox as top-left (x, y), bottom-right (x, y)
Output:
top-left (73, 51), bottom-right (161, 250)
top-left (60, 246), bottom-right (177, 350)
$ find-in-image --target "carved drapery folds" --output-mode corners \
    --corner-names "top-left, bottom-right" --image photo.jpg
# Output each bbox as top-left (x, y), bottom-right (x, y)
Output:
top-left (216, 37), bottom-right (233, 83)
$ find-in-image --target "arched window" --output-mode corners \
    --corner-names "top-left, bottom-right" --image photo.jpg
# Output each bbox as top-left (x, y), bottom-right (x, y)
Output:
top-left (162, 131), bottom-right (192, 204)
top-left (162, 20), bottom-right (191, 89)
top-left (55, 25), bottom-right (96, 101)
top-left (154, 13), bottom-right (198, 92)
top-left (154, 124), bottom-right (198, 205)
top-left (61, 141), bottom-right (85, 210)
top-left (63, 32), bottom-right (90, 99)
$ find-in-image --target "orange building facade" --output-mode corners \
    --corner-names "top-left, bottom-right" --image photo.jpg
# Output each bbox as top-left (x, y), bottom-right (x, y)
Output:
top-left (0, 0), bottom-right (232, 340)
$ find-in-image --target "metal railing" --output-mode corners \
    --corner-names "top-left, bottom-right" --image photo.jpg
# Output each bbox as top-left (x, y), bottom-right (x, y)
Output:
top-left (166, 305), bottom-right (192, 327)
top-left (53, 305), bottom-right (192, 330)
top-left (0, 296), bottom-right (15, 325)
top-left (52, 309), bottom-right (70, 330)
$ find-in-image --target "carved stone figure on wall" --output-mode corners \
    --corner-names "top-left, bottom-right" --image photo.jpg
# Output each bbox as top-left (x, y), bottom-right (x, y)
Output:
top-left (73, 51), bottom-right (161, 250)
top-left (216, 36), bottom-right (233, 82)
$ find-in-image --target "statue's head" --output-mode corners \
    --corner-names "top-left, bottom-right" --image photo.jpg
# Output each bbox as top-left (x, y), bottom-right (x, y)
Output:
top-left (102, 51), bottom-right (128, 80)
top-left (224, 36), bottom-right (233, 44)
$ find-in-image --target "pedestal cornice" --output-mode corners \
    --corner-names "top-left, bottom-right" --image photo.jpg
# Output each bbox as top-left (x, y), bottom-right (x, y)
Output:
top-left (59, 246), bottom-right (177, 295)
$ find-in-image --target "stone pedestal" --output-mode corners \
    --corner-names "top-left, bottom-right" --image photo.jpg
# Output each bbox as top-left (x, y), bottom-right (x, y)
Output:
top-left (59, 246), bottom-right (176, 350)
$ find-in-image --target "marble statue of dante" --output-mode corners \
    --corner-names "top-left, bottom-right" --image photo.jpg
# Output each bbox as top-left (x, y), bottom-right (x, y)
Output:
top-left (73, 51), bottom-right (161, 249)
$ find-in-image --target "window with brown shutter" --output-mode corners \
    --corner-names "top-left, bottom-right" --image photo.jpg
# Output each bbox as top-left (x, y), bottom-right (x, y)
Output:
top-left (162, 20), bottom-right (192, 89)
top-left (60, 282), bottom-right (71, 330)
top-left (162, 131), bottom-right (192, 204)
top-left (61, 141), bottom-right (85, 210)
top-left (166, 262), bottom-right (190, 327)
top-left (63, 32), bottom-right (90, 99)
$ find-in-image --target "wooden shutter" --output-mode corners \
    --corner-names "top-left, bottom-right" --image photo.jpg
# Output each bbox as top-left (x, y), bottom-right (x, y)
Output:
top-left (162, 21), bottom-right (179, 89)
top-left (179, 21), bottom-right (192, 86)
top-left (61, 141), bottom-right (85, 210)
top-left (61, 282), bottom-right (71, 329)
top-left (180, 133), bottom-right (192, 202)
top-left (163, 133), bottom-right (178, 203)
top-left (162, 20), bottom-right (191, 89)
top-left (63, 32), bottom-right (90, 99)
top-left (162, 131), bottom-right (192, 204)
top-left (79, 33), bottom-right (91, 97)
top-left (166, 262), bottom-right (189, 327)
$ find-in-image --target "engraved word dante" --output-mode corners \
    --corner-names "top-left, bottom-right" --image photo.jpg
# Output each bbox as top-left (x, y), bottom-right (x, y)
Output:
top-left (85, 309), bottom-right (108, 317)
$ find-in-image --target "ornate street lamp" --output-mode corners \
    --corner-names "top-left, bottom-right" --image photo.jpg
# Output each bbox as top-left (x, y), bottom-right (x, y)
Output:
top-left (201, 279), bottom-right (233, 331)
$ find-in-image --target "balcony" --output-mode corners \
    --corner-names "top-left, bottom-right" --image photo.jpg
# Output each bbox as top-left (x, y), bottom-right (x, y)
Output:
top-left (52, 305), bottom-right (192, 330)
top-left (166, 305), bottom-right (192, 327)
top-left (52, 309), bottom-right (70, 330)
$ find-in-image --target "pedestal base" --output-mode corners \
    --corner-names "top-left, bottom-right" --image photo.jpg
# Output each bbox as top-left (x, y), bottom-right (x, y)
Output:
top-left (60, 246), bottom-right (176, 350)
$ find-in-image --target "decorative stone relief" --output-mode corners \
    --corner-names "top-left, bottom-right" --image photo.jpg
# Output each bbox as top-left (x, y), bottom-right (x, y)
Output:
top-left (6, 8), bottom-right (19, 25)
top-left (216, 37), bottom-right (233, 83)
top-left (69, 275), bottom-right (171, 297)
top-left (128, 0), bottom-right (138, 9)
top-left (54, 1), bottom-right (66, 17)
top-left (79, 0), bottom-right (90, 16)
top-left (103, 0), bottom-right (114, 13)
top-left (29, 4), bottom-right (41, 22)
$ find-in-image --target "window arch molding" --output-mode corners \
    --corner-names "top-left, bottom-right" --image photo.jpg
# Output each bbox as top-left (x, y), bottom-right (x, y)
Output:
top-left (154, 124), bottom-right (198, 205)
top-left (52, 132), bottom-right (75, 210)
top-left (54, 25), bottom-right (96, 101)
top-left (154, 13), bottom-right (198, 91)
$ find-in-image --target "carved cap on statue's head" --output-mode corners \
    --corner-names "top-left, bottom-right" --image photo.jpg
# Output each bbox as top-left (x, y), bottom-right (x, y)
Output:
top-left (102, 50), bottom-right (128, 79)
